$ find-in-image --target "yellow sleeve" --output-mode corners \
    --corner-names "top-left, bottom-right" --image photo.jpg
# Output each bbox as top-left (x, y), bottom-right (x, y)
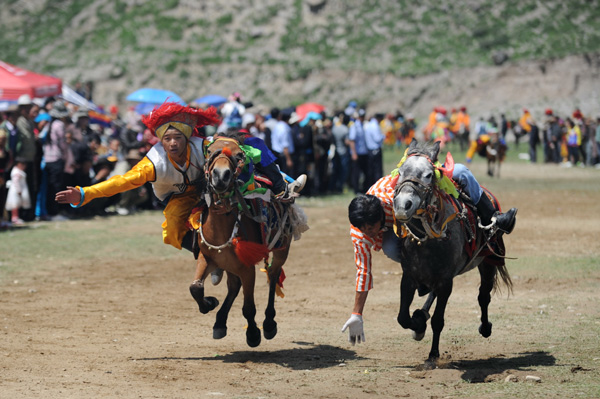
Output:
top-left (79, 157), bottom-right (156, 206)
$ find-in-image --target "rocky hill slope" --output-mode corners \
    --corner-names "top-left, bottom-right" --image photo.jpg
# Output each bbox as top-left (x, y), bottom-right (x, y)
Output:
top-left (2, 0), bottom-right (600, 120)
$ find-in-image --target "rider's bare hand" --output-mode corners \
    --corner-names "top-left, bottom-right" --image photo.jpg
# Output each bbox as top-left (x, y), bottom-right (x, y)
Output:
top-left (55, 186), bottom-right (81, 205)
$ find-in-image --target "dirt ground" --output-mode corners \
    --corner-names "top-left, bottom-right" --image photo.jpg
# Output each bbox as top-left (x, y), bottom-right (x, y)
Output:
top-left (1, 161), bottom-right (599, 398)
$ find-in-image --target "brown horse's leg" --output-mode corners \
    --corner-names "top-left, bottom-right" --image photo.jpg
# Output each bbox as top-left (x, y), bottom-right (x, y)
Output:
top-left (426, 280), bottom-right (452, 368)
top-left (487, 158), bottom-right (494, 177)
top-left (189, 254), bottom-right (219, 314)
top-left (263, 248), bottom-right (289, 339)
top-left (212, 271), bottom-right (241, 339)
top-left (239, 266), bottom-right (261, 347)
top-left (477, 262), bottom-right (496, 338)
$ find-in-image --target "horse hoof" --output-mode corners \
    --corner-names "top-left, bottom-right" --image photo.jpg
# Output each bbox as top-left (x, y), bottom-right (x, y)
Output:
top-left (200, 297), bottom-right (219, 314)
top-left (213, 327), bottom-right (227, 339)
top-left (189, 282), bottom-right (203, 301)
top-left (479, 322), bottom-right (492, 338)
top-left (263, 323), bottom-right (278, 340)
top-left (246, 328), bottom-right (262, 347)
top-left (412, 330), bottom-right (425, 341)
top-left (423, 358), bottom-right (438, 370)
top-left (413, 308), bottom-right (430, 322)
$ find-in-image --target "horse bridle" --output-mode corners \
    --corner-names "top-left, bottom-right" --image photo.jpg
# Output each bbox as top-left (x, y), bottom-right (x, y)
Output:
top-left (204, 139), bottom-right (245, 196)
top-left (394, 154), bottom-right (436, 211)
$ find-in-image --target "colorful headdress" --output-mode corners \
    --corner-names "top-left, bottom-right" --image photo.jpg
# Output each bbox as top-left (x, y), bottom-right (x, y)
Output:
top-left (141, 102), bottom-right (220, 139)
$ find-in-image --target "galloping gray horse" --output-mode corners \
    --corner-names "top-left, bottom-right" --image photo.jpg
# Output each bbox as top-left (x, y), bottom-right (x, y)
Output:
top-left (392, 140), bottom-right (512, 368)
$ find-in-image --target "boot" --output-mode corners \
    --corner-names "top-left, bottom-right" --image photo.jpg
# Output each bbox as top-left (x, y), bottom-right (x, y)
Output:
top-left (288, 174), bottom-right (307, 193)
top-left (476, 193), bottom-right (517, 234)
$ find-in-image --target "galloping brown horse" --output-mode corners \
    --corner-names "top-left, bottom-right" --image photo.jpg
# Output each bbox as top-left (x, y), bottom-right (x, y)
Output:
top-left (188, 136), bottom-right (296, 347)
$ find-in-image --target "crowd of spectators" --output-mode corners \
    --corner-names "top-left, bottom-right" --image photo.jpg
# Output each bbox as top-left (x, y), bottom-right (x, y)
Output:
top-left (1, 88), bottom-right (599, 229)
top-left (0, 94), bottom-right (158, 227)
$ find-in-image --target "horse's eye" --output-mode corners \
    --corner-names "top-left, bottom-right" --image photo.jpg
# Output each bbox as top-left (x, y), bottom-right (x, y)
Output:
top-left (424, 172), bottom-right (433, 179)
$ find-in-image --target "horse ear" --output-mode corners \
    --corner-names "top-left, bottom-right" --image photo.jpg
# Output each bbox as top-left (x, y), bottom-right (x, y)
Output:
top-left (428, 141), bottom-right (441, 162)
top-left (408, 139), bottom-right (418, 152)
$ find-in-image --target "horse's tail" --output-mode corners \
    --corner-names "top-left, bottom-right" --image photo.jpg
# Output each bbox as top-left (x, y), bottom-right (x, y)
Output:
top-left (493, 263), bottom-right (513, 296)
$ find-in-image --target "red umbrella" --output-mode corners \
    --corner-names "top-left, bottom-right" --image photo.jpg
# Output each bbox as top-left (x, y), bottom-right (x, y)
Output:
top-left (295, 102), bottom-right (326, 121)
top-left (0, 60), bottom-right (62, 100)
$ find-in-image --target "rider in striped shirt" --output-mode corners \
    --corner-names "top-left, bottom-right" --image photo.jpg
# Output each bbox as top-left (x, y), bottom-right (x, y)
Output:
top-left (342, 164), bottom-right (517, 345)
top-left (342, 174), bottom-right (401, 345)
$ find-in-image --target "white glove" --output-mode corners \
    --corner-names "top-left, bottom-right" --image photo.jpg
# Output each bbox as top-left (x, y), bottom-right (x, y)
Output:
top-left (341, 313), bottom-right (365, 345)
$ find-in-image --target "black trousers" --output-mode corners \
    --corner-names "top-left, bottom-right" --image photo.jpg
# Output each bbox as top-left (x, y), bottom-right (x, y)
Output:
top-left (45, 160), bottom-right (65, 216)
top-left (351, 154), bottom-right (369, 194)
top-left (366, 148), bottom-right (383, 189)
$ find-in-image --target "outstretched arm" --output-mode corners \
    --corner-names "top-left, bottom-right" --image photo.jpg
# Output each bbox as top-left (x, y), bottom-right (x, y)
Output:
top-left (55, 157), bottom-right (156, 207)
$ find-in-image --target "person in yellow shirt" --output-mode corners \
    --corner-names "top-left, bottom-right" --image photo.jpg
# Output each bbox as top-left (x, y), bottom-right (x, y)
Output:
top-left (55, 102), bottom-right (220, 251)
top-left (519, 109), bottom-right (533, 135)
top-left (449, 108), bottom-right (459, 138)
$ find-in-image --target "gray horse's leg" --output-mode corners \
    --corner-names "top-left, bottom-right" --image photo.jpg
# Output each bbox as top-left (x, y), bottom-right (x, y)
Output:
top-left (212, 271), bottom-right (241, 339)
top-left (426, 281), bottom-right (452, 368)
top-left (397, 274), bottom-right (416, 330)
top-left (477, 263), bottom-right (496, 338)
top-left (411, 292), bottom-right (436, 341)
top-left (398, 273), bottom-right (434, 340)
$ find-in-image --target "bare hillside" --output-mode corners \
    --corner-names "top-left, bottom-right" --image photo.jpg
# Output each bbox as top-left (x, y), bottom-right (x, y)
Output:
top-left (1, 0), bottom-right (599, 120)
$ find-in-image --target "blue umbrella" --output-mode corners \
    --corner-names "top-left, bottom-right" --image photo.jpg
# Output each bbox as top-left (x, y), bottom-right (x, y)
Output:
top-left (134, 102), bottom-right (158, 115)
top-left (126, 88), bottom-right (185, 105)
top-left (299, 111), bottom-right (322, 127)
top-left (192, 94), bottom-right (227, 107)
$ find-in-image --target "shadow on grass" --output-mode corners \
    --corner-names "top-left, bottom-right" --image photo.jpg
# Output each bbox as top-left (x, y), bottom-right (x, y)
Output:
top-left (448, 351), bottom-right (556, 383)
top-left (134, 342), bottom-right (363, 370)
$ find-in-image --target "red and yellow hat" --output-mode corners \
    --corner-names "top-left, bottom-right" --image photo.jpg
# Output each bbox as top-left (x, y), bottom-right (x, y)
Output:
top-left (141, 102), bottom-right (220, 139)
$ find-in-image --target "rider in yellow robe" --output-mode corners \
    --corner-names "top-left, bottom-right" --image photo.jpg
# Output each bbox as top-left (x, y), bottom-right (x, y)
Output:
top-left (56, 102), bottom-right (220, 250)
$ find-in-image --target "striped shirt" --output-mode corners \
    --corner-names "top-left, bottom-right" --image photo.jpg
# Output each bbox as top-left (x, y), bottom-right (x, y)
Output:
top-left (350, 174), bottom-right (396, 292)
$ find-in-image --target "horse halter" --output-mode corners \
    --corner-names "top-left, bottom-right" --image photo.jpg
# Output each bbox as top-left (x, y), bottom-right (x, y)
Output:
top-left (204, 138), bottom-right (245, 195)
top-left (394, 153), bottom-right (451, 244)
top-left (394, 154), bottom-right (436, 209)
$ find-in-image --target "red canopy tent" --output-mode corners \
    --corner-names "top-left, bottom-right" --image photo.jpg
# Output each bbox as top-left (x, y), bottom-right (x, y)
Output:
top-left (0, 60), bottom-right (62, 100)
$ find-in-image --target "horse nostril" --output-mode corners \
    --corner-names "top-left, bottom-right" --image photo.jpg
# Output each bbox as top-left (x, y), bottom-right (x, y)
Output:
top-left (404, 200), bottom-right (412, 211)
top-left (223, 169), bottom-right (231, 181)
